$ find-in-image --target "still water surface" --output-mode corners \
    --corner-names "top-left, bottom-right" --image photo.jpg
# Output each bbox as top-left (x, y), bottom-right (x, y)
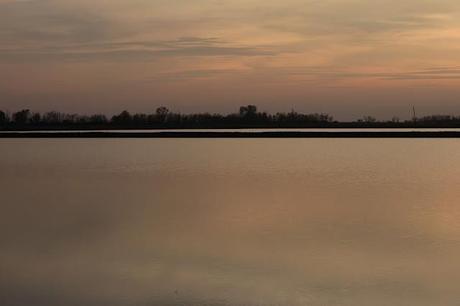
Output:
top-left (1, 139), bottom-right (460, 306)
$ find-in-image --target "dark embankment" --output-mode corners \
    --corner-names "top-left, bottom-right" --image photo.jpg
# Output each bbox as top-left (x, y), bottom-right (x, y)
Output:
top-left (1, 131), bottom-right (460, 138)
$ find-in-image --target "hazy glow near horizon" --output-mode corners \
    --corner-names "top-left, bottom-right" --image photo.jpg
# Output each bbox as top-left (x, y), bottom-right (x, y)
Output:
top-left (1, 0), bottom-right (460, 119)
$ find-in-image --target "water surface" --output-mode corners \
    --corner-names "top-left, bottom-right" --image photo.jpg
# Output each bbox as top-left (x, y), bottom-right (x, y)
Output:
top-left (1, 139), bottom-right (460, 306)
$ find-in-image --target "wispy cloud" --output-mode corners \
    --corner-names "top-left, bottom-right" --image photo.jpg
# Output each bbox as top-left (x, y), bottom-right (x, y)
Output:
top-left (0, 37), bottom-right (275, 62)
top-left (282, 66), bottom-right (460, 81)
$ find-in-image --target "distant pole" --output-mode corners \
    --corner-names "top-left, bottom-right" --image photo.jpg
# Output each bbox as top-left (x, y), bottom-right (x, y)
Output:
top-left (412, 106), bottom-right (417, 122)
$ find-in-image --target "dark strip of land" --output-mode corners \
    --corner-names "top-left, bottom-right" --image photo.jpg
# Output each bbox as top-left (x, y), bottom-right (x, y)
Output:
top-left (1, 131), bottom-right (460, 138)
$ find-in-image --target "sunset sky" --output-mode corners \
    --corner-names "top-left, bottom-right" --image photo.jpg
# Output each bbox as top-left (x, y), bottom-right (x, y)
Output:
top-left (1, 0), bottom-right (460, 119)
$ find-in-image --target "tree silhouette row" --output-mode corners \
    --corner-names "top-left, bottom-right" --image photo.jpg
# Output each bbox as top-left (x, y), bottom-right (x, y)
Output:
top-left (1, 106), bottom-right (460, 129)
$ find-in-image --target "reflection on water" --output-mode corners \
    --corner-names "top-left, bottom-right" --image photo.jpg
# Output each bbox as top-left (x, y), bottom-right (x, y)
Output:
top-left (1, 139), bottom-right (460, 306)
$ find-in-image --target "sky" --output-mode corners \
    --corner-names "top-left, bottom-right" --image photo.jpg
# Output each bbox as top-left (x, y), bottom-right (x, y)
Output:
top-left (1, 0), bottom-right (460, 120)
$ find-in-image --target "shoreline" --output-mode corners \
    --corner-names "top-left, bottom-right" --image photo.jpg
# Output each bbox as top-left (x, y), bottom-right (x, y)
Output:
top-left (1, 131), bottom-right (460, 138)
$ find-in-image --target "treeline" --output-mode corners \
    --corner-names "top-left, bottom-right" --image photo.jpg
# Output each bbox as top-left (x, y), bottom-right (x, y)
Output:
top-left (0, 106), bottom-right (334, 129)
top-left (1, 106), bottom-right (460, 130)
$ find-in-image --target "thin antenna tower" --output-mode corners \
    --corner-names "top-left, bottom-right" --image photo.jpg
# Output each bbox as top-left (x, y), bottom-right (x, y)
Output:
top-left (412, 106), bottom-right (417, 122)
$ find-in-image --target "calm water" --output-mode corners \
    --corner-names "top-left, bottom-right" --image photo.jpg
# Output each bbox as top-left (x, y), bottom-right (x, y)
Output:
top-left (1, 139), bottom-right (460, 306)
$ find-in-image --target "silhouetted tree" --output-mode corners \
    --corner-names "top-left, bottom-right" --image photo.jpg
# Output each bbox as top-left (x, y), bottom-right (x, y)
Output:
top-left (156, 106), bottom-right (170, 123)
top-left (30, 112), bottom-right (41, 124)
top-left (12, 109), bottom-right (31, 125)
top-left (419, 115), bottom-right (457, 123)
top-left (111, 110), bottom-right (132, 125)
top-left (0, 110), bottom-right (7, 126)
top-left (239, 105), bottom-right (258, 117)
top-left (43, 111), bottom-right (63, 124)
top-left (89, 114), bottom-right (108, 124)
top-left (156, 106), bottom-right (169, 117)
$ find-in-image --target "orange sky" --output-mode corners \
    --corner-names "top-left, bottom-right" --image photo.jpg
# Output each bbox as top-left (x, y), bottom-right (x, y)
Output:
top-left (1, 0), bottom-right (460, 119)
